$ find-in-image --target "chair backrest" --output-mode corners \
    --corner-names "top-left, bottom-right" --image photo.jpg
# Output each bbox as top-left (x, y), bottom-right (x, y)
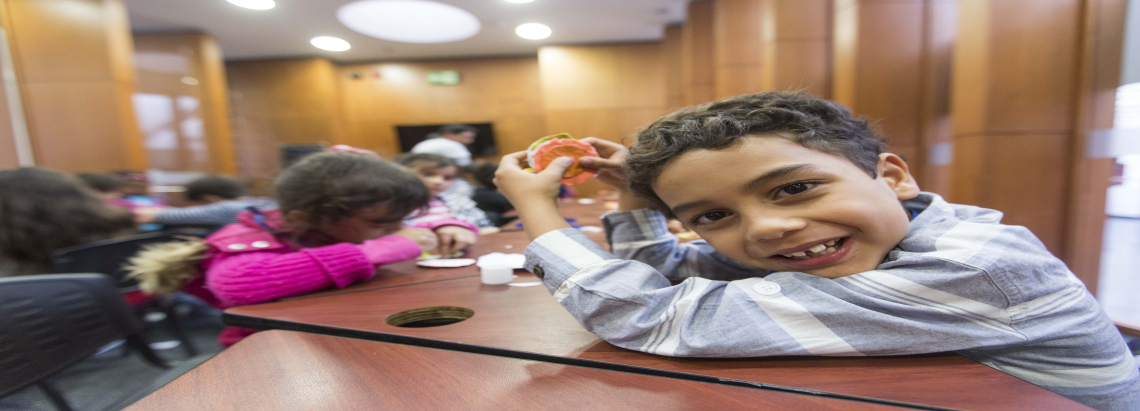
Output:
top-left (50, 229), bottom-right (210, 291)
top-left (0, 274), bottom-right (144, 397)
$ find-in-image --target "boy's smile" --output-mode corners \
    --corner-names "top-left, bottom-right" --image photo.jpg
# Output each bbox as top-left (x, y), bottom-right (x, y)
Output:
top-left (653, 136), bottom-right (920, 278)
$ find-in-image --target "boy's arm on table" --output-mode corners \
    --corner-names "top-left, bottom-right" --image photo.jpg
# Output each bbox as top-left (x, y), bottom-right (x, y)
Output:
top-left (604, 208), bottom-right (763, 282)
top-left (523, 223), bottom-right (1104, 358)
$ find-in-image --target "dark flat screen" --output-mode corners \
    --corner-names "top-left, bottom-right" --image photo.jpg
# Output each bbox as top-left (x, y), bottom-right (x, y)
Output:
top-left (395, 123), bottom-right (497, 156)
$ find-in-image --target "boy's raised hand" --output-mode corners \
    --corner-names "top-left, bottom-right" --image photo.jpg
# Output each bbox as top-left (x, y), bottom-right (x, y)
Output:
top-left (494, 151), bottom-right (575, 240)
top-left (577, 137), bottom-right (630, 189)
top-left (495, 151), bottom-right (574, 207)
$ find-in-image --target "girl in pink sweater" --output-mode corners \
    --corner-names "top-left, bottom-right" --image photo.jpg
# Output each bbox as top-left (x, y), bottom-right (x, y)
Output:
top-left (128, 152), bottom-right (477, 345)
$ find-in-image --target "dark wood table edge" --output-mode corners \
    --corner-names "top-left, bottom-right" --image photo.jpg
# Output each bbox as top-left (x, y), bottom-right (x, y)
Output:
top-left (223, 312), bottom-right (957, 411)
top-left (279, 273), bottom-right (482, 302)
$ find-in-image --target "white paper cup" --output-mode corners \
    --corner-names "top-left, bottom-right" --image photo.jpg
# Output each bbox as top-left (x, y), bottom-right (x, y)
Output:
top-left (480, 265), bottom-right (514, 285)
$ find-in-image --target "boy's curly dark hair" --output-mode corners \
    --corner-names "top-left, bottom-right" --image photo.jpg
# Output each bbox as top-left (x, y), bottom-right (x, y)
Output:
top-left (185, 176), bottom-right (246, 202)
top-left (0, 168), bottom-right (136, 276)
top-left (626, 91), bottom-right (886, 212)
top-left (275, 152), bottom-right (431, 230)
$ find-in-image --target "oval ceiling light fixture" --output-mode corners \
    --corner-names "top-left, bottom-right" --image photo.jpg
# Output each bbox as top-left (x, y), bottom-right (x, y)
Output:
top-left (337, 0), bottom-right (480, 44)
top-left (311, 36), bottom-right (351, 51)
top-left (503, 0), bottom-right (535, 3)
top-left (226, 0), bottom-right (275, 10)
top-left (515, 23), bottom-right (551, 40)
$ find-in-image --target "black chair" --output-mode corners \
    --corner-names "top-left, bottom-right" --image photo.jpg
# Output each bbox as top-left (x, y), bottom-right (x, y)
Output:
top-left (0, 274), bottom-right (202, 410)
top-left (51, 229), bottom-right (212, 357)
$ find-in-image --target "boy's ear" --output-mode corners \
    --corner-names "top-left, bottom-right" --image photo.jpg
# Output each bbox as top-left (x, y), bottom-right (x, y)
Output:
top-left (877, 153), bottom-right (921, 200)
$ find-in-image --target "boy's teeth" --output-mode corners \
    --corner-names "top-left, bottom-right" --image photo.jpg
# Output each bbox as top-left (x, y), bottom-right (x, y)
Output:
top-left (780, 239), bottom-right (843, 260)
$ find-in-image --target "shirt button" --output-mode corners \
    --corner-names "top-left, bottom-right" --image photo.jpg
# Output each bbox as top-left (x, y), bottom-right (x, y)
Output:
top-left (227, 244), bottom-right (248, 250)
top-left (753, 281), bottom-right (782, 296)
top-left (251, 241), bottom-right (271, 248)
top-left (532, 266), bottom-right (545, 279)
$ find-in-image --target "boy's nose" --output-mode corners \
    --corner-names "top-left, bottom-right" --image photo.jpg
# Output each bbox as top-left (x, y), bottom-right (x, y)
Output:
top-left (744, 215), bottom-right (806, 242)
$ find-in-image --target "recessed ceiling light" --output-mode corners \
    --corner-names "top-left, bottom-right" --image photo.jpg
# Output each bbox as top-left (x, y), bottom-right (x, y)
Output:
top-left (226, 0), bottom-right (275, 10)
top-left (337, 0), bottom-right (480, 44)
top-left (504, 0), bottom-right (535, 3)
top-left (515, 23), bottom-right (551, 40)
top-left (311, 36), bottom-right (351, 51)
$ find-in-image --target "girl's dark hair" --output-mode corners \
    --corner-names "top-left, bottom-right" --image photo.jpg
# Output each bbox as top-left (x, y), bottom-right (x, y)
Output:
top-left (185, 176), bottom-right (246, 201)
top-left (275, 152), bottom-right (431, 230)
top-left (465, 161), bottom-right (498, 188)
top-left (393, 152), bottom-right (456, 169)
top-left (626, 91), bottom-right (886, 212)
top-left (76, 172), bottom-right (124, 193)
top-left (0, 168), bottom-right (135, 275)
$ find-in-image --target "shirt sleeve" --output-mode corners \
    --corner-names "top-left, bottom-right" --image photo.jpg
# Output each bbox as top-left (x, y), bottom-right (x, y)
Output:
top-left (524, 224), bottom-right (1073, 358)
top-left (206, 243), bottom-right (374, 306)
top-left (153, 202), bottom-right (244, 226)
top-left (602, 209), bottom-right (767, 282)
top-left (442, 192), bottom-right (494, 229)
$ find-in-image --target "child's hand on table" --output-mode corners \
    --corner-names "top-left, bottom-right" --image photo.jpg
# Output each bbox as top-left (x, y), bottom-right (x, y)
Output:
top-left (392, 227), bottom-right (439, 252)
top-left (495, 151), bottom-right (575, 240)
top-left (434, 225), bottom-right (477, 255)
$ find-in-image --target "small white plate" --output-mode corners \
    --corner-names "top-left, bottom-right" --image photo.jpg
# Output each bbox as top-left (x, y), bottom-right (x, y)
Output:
top-left (416, 258), bottom-right (476, 268)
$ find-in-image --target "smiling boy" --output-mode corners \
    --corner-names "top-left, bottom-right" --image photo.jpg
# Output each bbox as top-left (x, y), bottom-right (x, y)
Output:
top-left (494, 92), bottom-right (1139, 410)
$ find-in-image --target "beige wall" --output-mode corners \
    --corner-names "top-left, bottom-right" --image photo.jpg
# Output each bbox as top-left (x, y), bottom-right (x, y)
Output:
top-left (337, 57), bottom-right (546, 158)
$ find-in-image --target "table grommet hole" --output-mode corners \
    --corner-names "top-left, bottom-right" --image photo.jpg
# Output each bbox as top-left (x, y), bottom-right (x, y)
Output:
top-left (385, 306), bottom-right (474, 328)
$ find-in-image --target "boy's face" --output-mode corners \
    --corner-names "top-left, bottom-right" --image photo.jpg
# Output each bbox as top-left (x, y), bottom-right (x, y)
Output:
top-left (407, 162), bottom-right (458, 196)
top-left (653, 136), bottom-right (920, 279)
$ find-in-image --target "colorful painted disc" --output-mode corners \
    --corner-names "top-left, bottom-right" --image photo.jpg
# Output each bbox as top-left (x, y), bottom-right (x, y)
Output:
top-left (531, 139), bottom-right (599, 185)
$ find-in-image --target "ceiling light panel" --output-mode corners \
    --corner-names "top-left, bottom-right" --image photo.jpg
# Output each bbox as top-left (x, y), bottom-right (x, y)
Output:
top-left (515, 23), bottom-right (551, 40)
top-left (226, 0), bottom-right (275, 10)
top-left (311, 36), bottom-right (351, 51)
top-left (503, 0), bottom-right (535, 3)
top-left (337, 0), bottom-right (481, 44)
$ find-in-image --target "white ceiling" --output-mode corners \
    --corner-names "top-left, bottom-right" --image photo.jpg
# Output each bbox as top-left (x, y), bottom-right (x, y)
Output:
top-left (125, 0), bottom-right (690, 62)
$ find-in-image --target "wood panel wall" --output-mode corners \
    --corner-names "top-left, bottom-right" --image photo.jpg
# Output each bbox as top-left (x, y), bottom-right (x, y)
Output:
top-left (133, 33), bottom-right (236, 175)
top-left (770, 0), bottom-right (832, 97)
top-left (226, 58), bottom-right (344, 179)
top-left (681, 0), bottom-right (716, 106)
top-left (713, 0), bottom-right (770, 98)
top-left (1, 0), bottom-right (145, 172)
top-left (538, 43), bottom-right (668, 196)
top-left (1064, 0), bottom-right (1126, 292)
top-left (663, 25), bottom-right (686, 111)
top-left (337, 57), bottom-right (545, 158)
top-left (833, 0), bottom-right (955, 192)
top-left (949, 0), bottom-right (1084, 256)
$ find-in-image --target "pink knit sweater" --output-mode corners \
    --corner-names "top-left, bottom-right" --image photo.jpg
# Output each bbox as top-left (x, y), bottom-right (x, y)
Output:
top-left (199, 210), bottom-right (476, 345)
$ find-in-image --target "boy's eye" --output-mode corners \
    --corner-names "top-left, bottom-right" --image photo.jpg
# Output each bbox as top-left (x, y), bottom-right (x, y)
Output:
top-left (692, 211), bottom-right (731, 225)
top-left (775, 182), bottom-right (818, 198)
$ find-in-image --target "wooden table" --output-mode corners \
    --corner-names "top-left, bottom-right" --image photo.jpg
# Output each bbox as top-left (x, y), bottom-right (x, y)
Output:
top-left (127, 331), bottom-right (903, 410)
top-left (227, 275), bottom-right (1087, 411)
top-left (225, 200), bottom-right (1089, 410)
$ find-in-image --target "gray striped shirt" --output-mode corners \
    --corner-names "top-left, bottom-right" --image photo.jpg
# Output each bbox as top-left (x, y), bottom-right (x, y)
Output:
top-left (152, 198), bottom-right (278, 227)
top-left (523, 193), bottom-right (1139, 410)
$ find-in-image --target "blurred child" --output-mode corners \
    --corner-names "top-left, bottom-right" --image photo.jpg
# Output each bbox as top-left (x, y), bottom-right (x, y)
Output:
top-left (112, 170), bottom-right (166, 208)
top-left (465, 161), bottom-right (515, 227)
top-left (135, 175), bottom-right (278, 227)
top-left (127, 152), bottom-right (458, 345)
top-left (0, 168), bottom-right (135, 276)
top-left (395, 153), bottom-right (493, 242)
top-left (496, 92), bottom-right (1139, 410)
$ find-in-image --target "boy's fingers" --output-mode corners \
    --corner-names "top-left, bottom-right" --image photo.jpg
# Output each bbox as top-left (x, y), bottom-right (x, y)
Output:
top-left (539, 157), bottom-right (575, 177)
top-left (579, 156), bottom-right (622, 169)
top-left (498, 151), bottom-right (528, 171)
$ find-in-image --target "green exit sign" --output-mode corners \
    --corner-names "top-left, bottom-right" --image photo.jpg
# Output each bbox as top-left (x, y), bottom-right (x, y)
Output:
top-left (426, 70), bottom-right (460, 85)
